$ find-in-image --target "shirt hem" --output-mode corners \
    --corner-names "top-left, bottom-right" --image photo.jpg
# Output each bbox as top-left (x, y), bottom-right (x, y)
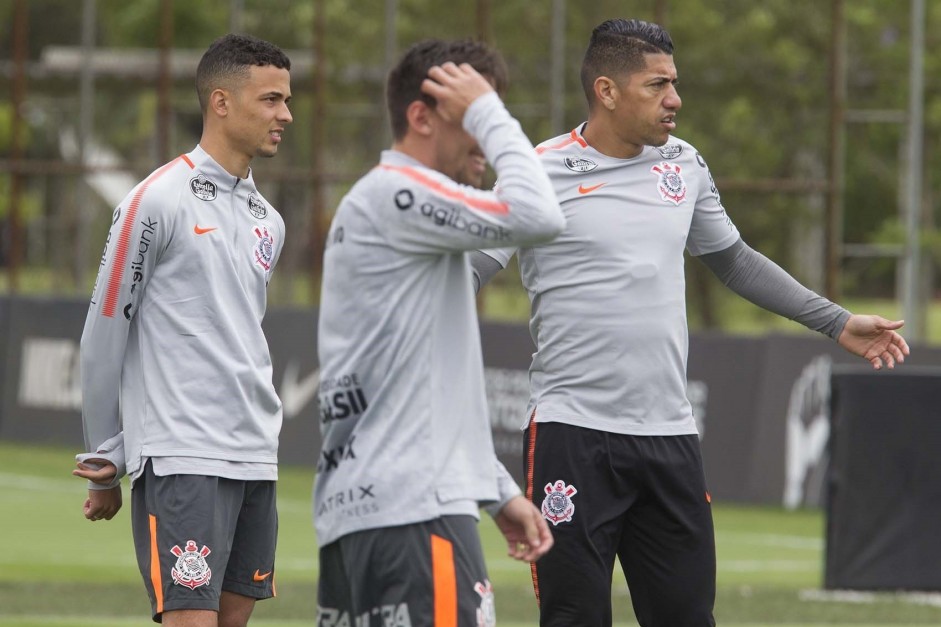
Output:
top-left (530, 411), bottom-right (700, 436)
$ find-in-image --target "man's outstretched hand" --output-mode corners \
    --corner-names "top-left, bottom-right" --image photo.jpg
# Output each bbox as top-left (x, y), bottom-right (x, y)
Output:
top-left (838, 315), bottom-right (910, 370)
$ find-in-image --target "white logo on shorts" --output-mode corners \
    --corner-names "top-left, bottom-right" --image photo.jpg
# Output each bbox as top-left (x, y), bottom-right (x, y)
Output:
top-left (541, 479), bottom-right (578, 526)
top-left (474, 580), bottom-right (496, 627)
top-left (170, 540), bottom-right (212, 589)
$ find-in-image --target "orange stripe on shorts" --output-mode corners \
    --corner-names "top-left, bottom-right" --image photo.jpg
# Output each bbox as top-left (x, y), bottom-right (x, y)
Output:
top-left (149, 514), bottom-right (164, 614)
top-left (431, 534), bottom-right (457, 627)
top-left (525, 408), bottom-right (541, 606)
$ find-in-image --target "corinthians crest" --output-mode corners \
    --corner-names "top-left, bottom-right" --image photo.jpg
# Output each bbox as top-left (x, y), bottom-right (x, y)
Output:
top-left (253, 226), bottom-right (275, 271)
top-left (650, 161), bottom-right (687, 205)
top-left (474, 580), bottom-right (496, 627)
top-left (170, 540), bottom-right (212, 589)
top-left (541, 480), bottom-right (578, 526)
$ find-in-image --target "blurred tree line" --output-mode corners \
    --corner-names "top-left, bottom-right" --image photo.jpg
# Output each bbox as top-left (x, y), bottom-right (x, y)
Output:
top-left (0, 0), bottom-right (939, 330)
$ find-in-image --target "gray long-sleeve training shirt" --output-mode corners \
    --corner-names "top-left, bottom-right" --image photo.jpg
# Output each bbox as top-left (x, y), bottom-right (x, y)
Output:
top-left (314, 92), bottom-right (565, 546)
top-left (80, 145), bottom-right (285, 488)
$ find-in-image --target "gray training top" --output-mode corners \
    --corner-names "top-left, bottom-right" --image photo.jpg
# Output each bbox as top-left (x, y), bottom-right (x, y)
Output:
top-left (478, 125), bottom-right (848, 436)
top-left (80, 145), bottom-right (285, 488)
top-left (314, 93), bottom-right (565, 546)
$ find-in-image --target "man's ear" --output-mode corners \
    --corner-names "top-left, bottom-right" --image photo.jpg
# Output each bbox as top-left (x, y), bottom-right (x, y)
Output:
top-left (209, 88), bottom-right (229, 118)
top-left (405, 100), bottom-right (434, 137)
top-left (594, 76), bottom-right (619, 111)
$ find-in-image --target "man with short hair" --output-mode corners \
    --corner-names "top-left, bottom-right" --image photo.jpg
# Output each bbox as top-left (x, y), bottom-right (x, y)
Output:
top-left (471, 18), bottom-right (910, 627)
top-left (74, 33), bottom-right (292, 627)
top-left (315, 38), bottom-right (563, 626)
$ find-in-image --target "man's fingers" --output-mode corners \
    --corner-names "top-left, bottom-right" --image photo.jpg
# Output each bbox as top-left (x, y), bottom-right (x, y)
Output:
top-left (537, 517), bottom-right (554, 553)
top-left (888, 343), bottom-right (907, 363)
top-left (507, 511), bottom-right (553, 562)
top-left (508, 539), bottom-right (535, 561)
top-left (74, 461), bottom-right (117, 484)
top-left (420, 77), bottom-right (444, 98)
top-left (896, 336), bottom-right (911, 356)
top-left (877, 319), bottom-right (905, 331)
top-left (429, 62), bottom-right (463, 79)
top-left (514, 537), bottom-right (551, 562)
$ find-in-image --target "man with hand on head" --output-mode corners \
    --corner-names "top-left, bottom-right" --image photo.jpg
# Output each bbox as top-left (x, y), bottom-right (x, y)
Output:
top-left (315, 38), bottom-right (563, 626)
top-left (471, 18), bottom-right (910, 627)
top-left (74, 33), bottom-right (292, 627)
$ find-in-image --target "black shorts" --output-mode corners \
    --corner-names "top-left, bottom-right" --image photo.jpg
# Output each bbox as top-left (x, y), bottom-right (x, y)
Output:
top-left (317, 515), bottom-right (496, 627)
top-left (525, 418), bottom-right (716, 627)
top-left (131, 460), bottom-right (278, 622)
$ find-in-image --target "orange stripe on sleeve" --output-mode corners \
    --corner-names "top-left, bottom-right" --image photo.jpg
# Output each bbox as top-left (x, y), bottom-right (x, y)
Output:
top-left (379, 164), bottom-right (509, 214)
top-left (149, 514), bottom-right (164, 615)
top-left (101, 155), bottom-right (192, 318)
top-left (431, 534), bottom-right (458, 627)
top-left (535, 128), bottom-right (588, 155)
top-left (525, 409), bottom-right (541, 606)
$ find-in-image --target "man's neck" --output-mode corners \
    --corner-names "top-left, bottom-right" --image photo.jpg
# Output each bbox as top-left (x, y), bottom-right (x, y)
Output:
top-left (199, 135), bottom-right (251, 179)
top-left (581, 116), bottom-right (644, 160)
top-left (390, 136), bottom-right (436, 170)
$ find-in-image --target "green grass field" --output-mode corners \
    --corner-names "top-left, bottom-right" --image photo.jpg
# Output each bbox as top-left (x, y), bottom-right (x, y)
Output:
top-left (2, 442), bottom-right (940, 626)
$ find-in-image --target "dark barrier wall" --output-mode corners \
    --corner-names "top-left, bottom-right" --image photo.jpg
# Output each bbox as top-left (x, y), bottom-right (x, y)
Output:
top-left (4, 295), bottom-right (941, 506)
top-left (0, 297), bottom-right (87, 446)
top-left (825, 367), bottom-right (941, 591)
top-left (263, 307), bottom-right (320, 468)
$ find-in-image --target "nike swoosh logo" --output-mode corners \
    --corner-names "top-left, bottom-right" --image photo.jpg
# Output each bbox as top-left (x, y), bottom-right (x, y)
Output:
top-left (578, 183), bottom-right (606, 194)
top-left (280, 361), bottom-right (320, 419)
top-left (194, 225), bottom-right (217, 235)
top-left (253, 570), bottom-right (272, 582)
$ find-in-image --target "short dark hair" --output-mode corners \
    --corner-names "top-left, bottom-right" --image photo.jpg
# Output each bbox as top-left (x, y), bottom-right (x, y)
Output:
top-left (386, 39), bottom-right (508, 140)
top-left (196, 33), bottom-right (291, 113)
top-left (580, 19), bottom-right (674, 108)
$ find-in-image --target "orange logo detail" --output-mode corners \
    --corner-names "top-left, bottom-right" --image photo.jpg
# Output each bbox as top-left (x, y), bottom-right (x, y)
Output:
top-left (253, 569), bottom-right (272, 582)
top-left (194, 225), bottom-right (217, 235)
top-left (577, 182), bottom-right (606, 194)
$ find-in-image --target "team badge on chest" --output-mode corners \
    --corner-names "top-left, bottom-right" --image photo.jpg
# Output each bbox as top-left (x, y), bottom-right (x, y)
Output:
top-left (650, 161), bottom-right (687, 205)
top-left (541, 479), bottom-right (578, 526)
top-left (170, 540), bottom-right (212, 589)
top-left (248, 193), bottom-right (268, 219)
top-left (189, 175), bottom-right (217, 201)
top-left (563, 156), bottom-right (597, 172)
top-left (253, 226), bottom-right (275, 271)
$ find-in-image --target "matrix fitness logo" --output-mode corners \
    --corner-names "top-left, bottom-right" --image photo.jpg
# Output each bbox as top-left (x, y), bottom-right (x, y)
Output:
top-left (541, 479), bottom-right (577, 526)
